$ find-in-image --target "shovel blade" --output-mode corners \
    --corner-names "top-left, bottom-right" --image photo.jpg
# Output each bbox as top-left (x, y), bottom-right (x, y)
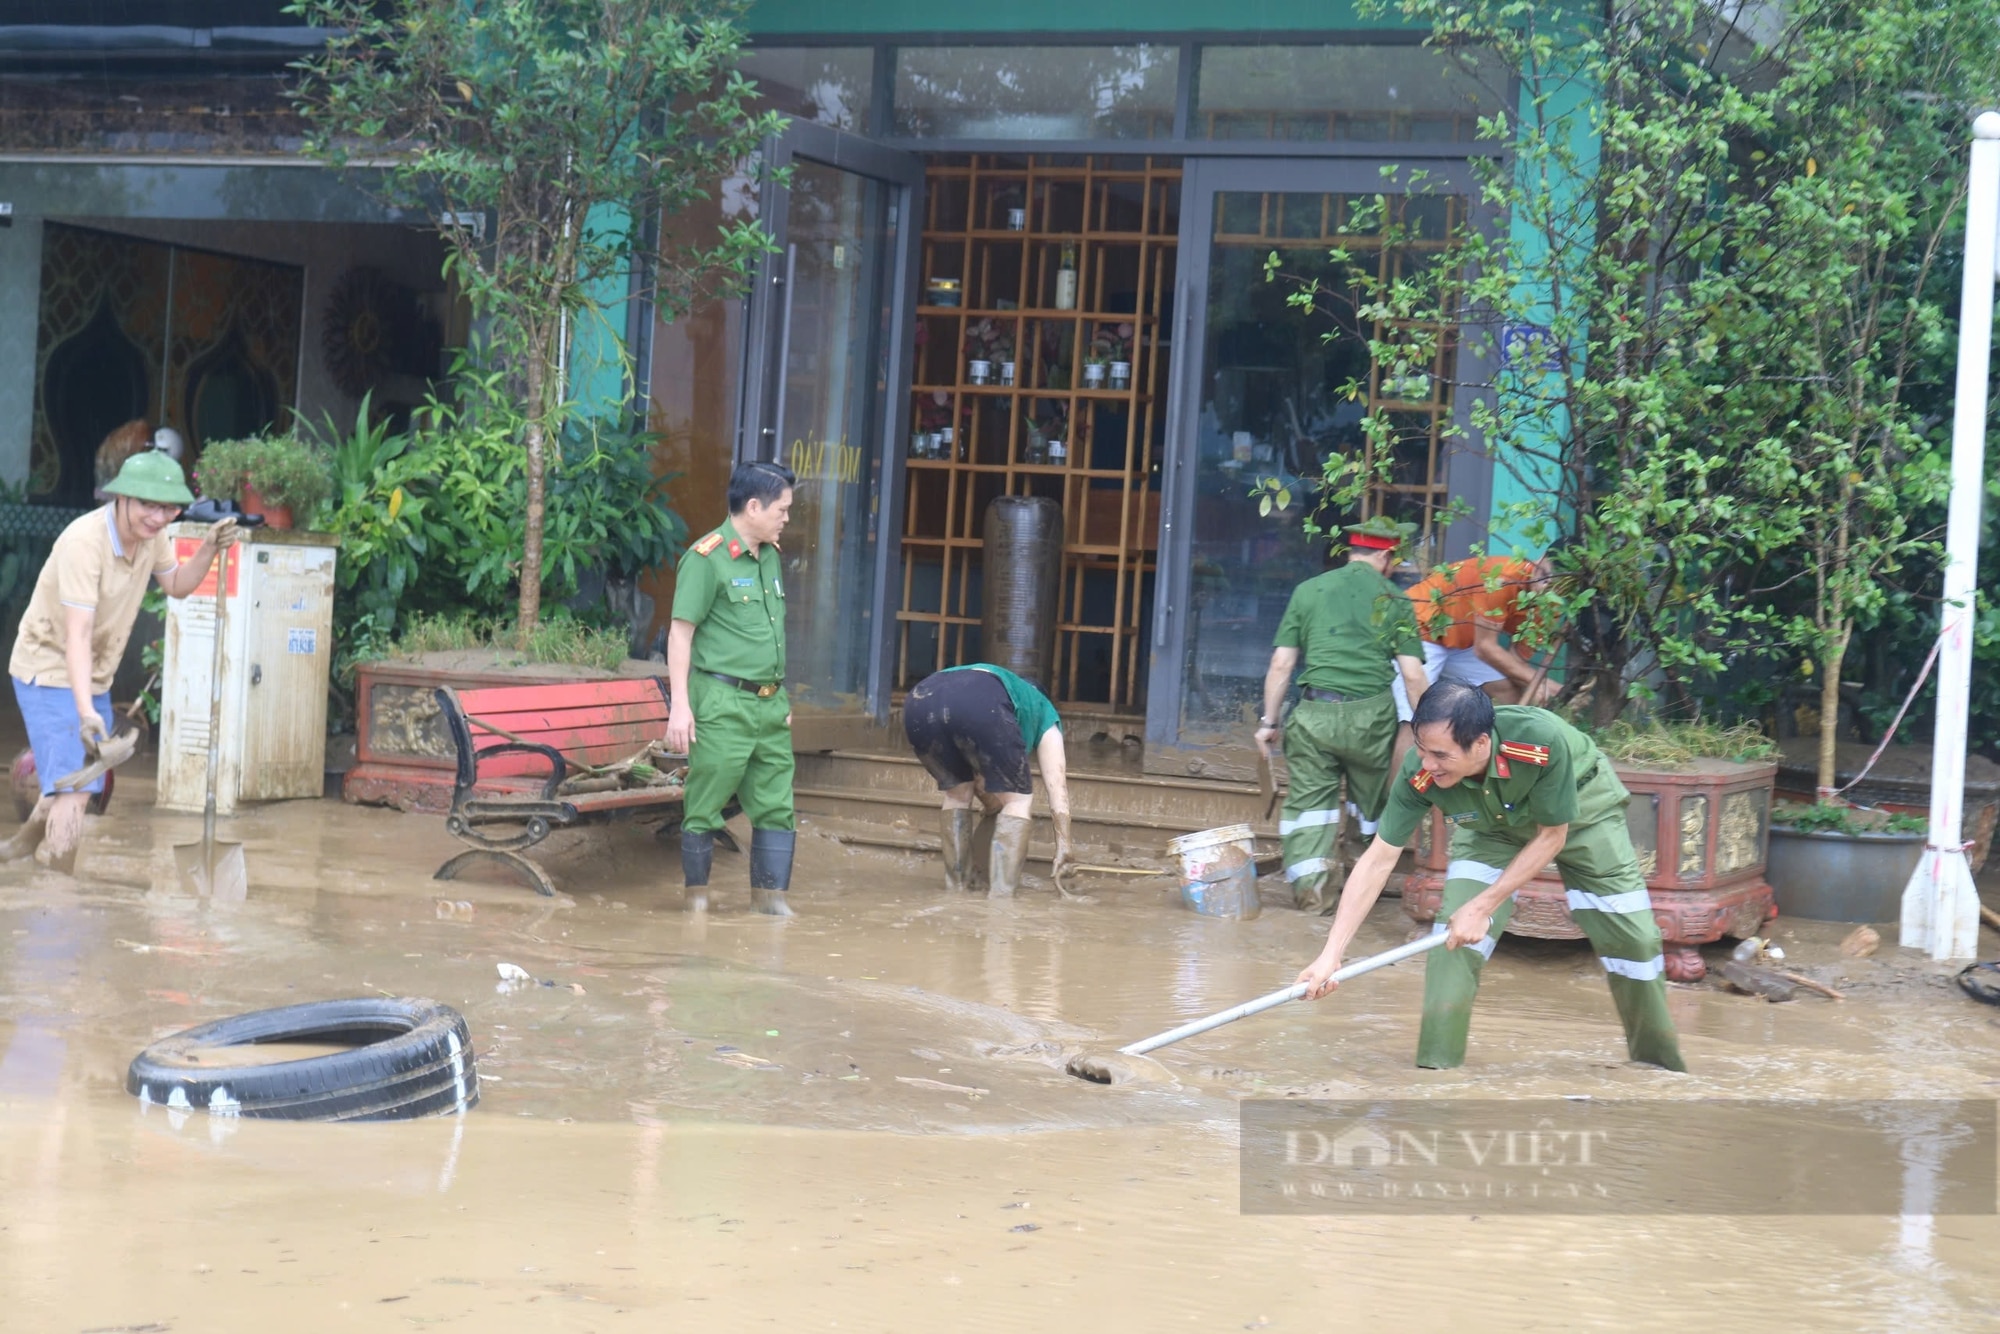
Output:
top-left (175, 839), bottom-right (247, 902)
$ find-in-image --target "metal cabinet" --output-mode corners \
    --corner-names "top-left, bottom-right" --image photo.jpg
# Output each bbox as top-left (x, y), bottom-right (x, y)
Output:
top-left (158, 525), bottom-right (338, 814)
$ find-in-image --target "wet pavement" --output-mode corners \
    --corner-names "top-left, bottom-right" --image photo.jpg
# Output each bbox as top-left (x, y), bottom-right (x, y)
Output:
top-left (3, 767), bottom-right (2000, 1330)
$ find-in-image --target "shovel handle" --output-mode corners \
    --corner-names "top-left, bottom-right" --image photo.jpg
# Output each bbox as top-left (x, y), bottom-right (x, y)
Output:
top-left (1118, 932), bottom-right (1449, 1057)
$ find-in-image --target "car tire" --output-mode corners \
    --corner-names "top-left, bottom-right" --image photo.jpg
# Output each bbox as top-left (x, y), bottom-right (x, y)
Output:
top-left (126, 997), bottom-right (478, 1121)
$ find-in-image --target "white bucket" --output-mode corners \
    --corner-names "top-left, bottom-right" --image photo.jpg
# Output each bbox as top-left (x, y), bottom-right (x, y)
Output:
top-left (1166, 823), bottom-right (1259, 919)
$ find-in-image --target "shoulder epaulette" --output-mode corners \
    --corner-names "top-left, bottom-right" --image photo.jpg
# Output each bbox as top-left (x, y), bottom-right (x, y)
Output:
top-left (1498, 740), bottom-right (1551, 767)
top-left (691, 532), bottom-right (724, 556)
top-left (1411, 768), bottom-right (1435, 793)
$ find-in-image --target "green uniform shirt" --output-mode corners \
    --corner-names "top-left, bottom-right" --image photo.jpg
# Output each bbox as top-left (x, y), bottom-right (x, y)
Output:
top-left (671, 517), bottom-right (787, 683)
top-left (1378, 705), bottom-right (1623, 847)
top-left (943, 663), bottom-right (1061, 752)
top-left (1273, 561), bottom-right (1423, 697)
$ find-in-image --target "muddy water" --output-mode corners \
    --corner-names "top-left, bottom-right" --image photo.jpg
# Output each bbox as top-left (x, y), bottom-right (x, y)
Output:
top-left (1, 774), bottom-right (1998, 1330)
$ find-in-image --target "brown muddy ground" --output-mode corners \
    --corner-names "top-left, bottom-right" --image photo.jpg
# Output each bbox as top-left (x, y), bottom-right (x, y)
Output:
top-left (3, 769), bottom-right (2000, 1331)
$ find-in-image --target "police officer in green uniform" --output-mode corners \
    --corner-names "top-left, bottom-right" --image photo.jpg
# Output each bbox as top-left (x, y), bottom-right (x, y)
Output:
top-left (1256, 516), bottom-right (1430, 913)
top-left (1295, 681), bottom-right (1686, 1071)
top-left (666, 461), bottom-right (797, 916)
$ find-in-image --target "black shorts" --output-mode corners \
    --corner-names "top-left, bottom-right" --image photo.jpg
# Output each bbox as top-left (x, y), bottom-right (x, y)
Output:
top-left (902, 669), bottom-right (1032, 795)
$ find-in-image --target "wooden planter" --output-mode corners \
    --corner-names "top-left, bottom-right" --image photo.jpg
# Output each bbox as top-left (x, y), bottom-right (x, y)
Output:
top-left (1402, 758), bottom-right (1778, 982)
top-left (344, 659), bottom-right (666, 813)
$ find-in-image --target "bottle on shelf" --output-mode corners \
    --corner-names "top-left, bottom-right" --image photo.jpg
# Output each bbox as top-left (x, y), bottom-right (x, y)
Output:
top-left (1055, 240), bottom-right (1078, 312)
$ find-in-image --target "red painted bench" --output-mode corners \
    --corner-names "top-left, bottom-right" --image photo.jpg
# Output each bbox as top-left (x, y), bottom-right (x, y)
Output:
top-left (432, 678), bottom-right (684, 896)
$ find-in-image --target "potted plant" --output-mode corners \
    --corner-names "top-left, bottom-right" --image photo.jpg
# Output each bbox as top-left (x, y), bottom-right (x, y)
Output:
top-left (1081, 337), bottom-right (1110, 388)
top-left (1094, 323), bottom-right (1135, 390)
top-left (1404, 718), bottom-right (1780, 981)
top-left (965, 318), bottom-right (1012, 386)
top-left (1766, 801), bottom-right (1927, 923)
top-left (195, 432), bottom-right (335, 530)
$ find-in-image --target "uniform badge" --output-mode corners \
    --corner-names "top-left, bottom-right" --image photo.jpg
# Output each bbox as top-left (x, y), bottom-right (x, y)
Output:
top-left (727, 539), bottom-right (743, 559)
top-left (1498, 741), bottom-right (1551, 767)
top-left (691, 532), bottom-right (724, 556)
top-left (731, 577), bottom-right (755, 588)
top-left (1448, 811), bottom-right (1479, 824)
top-left (1410, 769), bottom-right (1435, 793)
top-left (773, 579), bottom-right (783, 597)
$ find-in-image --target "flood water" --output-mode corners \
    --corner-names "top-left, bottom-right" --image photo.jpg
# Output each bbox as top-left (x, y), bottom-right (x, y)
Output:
top-left (3, 772), bottom-right (1999, 1330)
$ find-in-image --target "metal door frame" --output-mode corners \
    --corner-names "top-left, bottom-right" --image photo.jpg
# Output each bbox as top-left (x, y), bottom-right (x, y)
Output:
top-left (1144, 155), bottom-right (1494, 751)
top-left (738, 120), bottom-right (926, 720)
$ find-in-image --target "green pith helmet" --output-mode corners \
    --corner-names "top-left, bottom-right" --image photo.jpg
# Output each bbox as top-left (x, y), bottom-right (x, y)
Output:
top-left (1342, 514), bottom-right (1419, 549)
top-left (101, 449), bottom-right (194, 506)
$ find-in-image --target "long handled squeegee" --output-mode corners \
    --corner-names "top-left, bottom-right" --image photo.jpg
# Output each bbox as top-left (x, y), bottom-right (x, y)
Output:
top-left (1065, 931), bottom-right (1448, 1083)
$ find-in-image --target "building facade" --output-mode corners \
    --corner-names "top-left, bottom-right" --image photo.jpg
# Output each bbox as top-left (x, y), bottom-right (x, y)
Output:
top-left (1, 2), bottom-right (1525, 768)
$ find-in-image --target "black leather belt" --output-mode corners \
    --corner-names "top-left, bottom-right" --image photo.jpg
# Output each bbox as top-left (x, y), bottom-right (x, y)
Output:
top-left (1300, 686), bottom-right (1354, 703)
top-left (707, 672), bottom-right (783, 698)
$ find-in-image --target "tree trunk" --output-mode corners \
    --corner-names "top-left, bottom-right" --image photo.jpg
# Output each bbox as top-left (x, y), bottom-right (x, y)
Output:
top-left (1816, 618), bottom-right (1851, 800)
top-left (519, 355), bottom-right (548, 643)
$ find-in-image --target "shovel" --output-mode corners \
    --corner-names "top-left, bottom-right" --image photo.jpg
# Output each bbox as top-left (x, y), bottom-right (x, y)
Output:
top-left (174, 549), bottom-right (246, 901)
top-left (1064, 932), bottom-right (1449, 1084)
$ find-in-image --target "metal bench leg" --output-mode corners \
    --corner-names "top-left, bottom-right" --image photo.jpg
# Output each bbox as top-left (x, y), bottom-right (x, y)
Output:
top-left (435, 848), bottom-right (557, 898)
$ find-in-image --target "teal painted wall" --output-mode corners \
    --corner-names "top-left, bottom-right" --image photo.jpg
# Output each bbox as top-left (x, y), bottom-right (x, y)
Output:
top-left (745, 0), bottom-right (1406, 35)
top-left (566, 203), bottom-right (636, 424)
top-left (1483, 64), bottom-right (1594, 560)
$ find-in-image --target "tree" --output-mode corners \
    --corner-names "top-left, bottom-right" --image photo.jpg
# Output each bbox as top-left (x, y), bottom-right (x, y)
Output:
top-left (1294, 0), bottom-right (1995, 739)
top-left (290, 0), bottom-right (782, 637)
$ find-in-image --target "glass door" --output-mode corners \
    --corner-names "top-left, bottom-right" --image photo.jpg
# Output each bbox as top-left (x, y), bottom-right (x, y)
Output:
top-left (739, 124), bottom-right (924, 723)
top-left (1146, 158), bottom-right (1487, 754)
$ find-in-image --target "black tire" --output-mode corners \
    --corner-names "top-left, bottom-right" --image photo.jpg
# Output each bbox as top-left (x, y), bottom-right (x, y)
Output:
top-left (126, 997), bottom-right (478, 1121)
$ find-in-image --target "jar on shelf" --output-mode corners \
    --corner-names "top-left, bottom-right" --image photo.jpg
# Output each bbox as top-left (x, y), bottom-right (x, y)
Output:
top-left (968, 359), bottom-right (992, 385)
top-left (926, 277), bottom-right (962, 308)
top-left (1082, 362), bottom-right (1107, 388)
top-left (999, 361), bottom-right (1017, 386)
top-left (1109, 361), bottom-right (1132, 391)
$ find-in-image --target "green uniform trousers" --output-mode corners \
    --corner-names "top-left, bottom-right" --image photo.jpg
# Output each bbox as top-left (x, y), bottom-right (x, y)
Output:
top-left (1281, 690), bottom-right (1399, 911)
top-left (682, 671), bottom-right (796, 834)
top-left (1418, 814), bottom-right (1686, 1072)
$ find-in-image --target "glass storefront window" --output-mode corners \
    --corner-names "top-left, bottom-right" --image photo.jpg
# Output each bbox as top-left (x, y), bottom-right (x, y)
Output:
top-left (1194, 45), bottom-right (1505, 142)
top-left (738, 47), bottom-right (875, 131)
top-left (892, 46), bottom-right (1179, 140)
top-left (1175, 189), bottom-right (1462, 742)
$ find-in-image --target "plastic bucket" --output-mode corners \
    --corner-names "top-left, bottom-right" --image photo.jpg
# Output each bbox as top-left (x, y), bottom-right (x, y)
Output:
top-left (1167, 823), bottom-right (1260, 920)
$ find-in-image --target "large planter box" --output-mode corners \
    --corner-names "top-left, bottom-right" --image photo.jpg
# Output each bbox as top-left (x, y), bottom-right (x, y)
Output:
top-left (1404, 758), bottom-right (1778, 982)
top-left (1774, 738), bottom-right (2000, 873)
top-left (343, 658), bottom-right (669, 813)
top-left (1766, 825), bottom-right (1926, 923)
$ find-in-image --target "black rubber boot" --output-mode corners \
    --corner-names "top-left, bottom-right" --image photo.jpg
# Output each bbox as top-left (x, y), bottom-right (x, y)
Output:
top-left (988, 814), bottom-right (1031, 898)
top-left (749, 827), bottom-right (796, 917)
top-left (939, 808), bottom-right (977, 893)
top-left (681, 829), bottom-right (714, 911)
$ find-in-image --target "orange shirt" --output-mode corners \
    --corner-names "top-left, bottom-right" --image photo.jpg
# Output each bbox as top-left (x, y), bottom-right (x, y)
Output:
top-left (1407, 556), bottom-right (1539, 651)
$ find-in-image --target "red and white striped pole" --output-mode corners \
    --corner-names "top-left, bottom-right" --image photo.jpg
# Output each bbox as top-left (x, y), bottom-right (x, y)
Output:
top-left (1901, 111), bottom-right (2000, 961)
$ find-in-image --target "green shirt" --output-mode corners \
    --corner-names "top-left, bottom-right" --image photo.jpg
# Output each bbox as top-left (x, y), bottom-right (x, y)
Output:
top-left (670, 517), bottom-right (786, 683)
top-left (1378, 705), bottom-right (1623, 847)
top-left (1273, 561), bottom-right (1423, 697)
top-left (944, 663), bottom-right (1061, 753)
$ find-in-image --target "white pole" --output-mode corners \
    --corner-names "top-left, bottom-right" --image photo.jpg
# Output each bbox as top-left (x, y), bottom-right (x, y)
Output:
top-left (1900, 111), bottom-right (2000, 961)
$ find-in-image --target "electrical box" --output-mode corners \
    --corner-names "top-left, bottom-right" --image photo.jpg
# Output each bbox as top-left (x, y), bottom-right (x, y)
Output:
top-left (158, 525), bottom-right (338, 814)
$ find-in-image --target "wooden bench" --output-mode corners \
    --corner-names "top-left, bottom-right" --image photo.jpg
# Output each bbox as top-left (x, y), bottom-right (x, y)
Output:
top-left (433, 678), bottom-right (685, 896)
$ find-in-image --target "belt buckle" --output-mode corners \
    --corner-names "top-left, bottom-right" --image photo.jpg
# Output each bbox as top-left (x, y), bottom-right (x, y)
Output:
top-left (756, 683), bottom-right (778, 699)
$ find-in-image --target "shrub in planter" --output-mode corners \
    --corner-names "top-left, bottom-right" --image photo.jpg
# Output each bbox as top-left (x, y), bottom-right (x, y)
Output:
top-left (196, 433), bottom-right (335, 529)
top-left (1766, 801), bottom-right (1927, 924)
